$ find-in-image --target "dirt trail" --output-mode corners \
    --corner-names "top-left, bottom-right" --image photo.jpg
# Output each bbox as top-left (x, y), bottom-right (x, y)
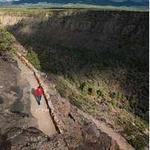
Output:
top-left (16, 56), bottom-right (56, 136)
top-left (78, 109), bottom-right (135, 150)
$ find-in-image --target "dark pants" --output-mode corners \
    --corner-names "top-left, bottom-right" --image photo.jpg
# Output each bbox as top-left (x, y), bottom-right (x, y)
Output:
top-left (36, 96), bottom-right (42, 105)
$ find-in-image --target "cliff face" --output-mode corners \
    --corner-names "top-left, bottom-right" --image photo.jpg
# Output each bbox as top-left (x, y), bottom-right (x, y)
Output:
top-left (0, 10), bottom-right (148, 51)
top-left (0, 15), bottom-right (27, 26)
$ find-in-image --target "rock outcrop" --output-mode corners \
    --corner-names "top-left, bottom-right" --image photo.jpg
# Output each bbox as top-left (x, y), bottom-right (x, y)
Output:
top-left (0, 55), bottom-right (38, 134)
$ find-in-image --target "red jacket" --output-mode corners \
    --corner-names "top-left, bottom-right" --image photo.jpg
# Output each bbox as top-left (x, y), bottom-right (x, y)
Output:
top-left (35, 87), bottom-right (44, 96)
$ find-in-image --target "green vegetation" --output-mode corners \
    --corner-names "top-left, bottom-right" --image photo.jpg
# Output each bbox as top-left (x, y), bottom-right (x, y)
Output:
top-left (0, 28), bottom-right (15, 53)
top-left (117, 112), bottom-right (148, 150)
top-left (27, 48), bottom-right (41, 70)
top-left (0, 8), bottom-right (54, 17)
top-left (0, 6), bottom-right (147, 19)
top-left (0, 5), bottom-right (148, 15)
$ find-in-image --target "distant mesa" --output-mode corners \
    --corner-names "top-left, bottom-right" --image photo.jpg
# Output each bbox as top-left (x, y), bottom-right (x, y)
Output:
top-left (0, 0), bottom-right (149, 7)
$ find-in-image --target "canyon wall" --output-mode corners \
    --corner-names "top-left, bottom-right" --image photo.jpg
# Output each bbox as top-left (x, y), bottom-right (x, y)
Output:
top-left (0, 10), bottom-right (148, 51)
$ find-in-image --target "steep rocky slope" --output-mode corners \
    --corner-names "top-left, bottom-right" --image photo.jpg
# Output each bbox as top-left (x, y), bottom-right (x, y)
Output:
top-left (0, 28), bottom-right (136, 150)
top-left (0, 29), bottom-right (127, 150)
top-left (0, 49), bottom-right (132, 150)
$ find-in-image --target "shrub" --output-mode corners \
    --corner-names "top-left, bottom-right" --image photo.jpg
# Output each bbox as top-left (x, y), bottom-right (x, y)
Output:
top-left (27, 49), bottom-right (41, 70)
top-left (0, 29), bottom-right (15, 52)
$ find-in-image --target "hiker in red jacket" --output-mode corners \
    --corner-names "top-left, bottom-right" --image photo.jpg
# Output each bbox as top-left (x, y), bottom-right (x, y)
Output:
top-left (35, 85), bottom-right (44, 105)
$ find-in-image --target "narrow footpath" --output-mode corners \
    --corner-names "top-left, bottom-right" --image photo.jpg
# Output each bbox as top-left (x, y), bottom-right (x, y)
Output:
top-left (16, 56), bottom-right (56, 136)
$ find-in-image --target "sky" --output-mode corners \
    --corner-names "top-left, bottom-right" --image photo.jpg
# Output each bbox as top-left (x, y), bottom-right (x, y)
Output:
top-left (0, 0), bottom-right (148, 6)
top-left (0, 0), bottom-right (148, 2)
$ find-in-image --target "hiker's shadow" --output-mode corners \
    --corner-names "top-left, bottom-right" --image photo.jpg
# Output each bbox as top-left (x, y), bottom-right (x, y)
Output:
top-left (0, 134), bottom-right (11, 150)
top-left (31, 88), bottom-right (39, 105)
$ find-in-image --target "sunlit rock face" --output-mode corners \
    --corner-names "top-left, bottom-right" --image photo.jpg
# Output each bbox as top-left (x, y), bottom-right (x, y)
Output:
top-left (0, 15), bottom-right (27, 26)
top-left (0, 55), bottom-right (38, 133)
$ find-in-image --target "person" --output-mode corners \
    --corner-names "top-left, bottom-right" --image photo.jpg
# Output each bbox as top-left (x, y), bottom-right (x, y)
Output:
top-left (35, 85), bottom-right (44, 105)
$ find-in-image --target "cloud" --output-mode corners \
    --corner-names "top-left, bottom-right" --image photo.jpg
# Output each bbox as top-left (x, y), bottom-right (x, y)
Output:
top-left (0, 0), bottom-right (19, 2)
